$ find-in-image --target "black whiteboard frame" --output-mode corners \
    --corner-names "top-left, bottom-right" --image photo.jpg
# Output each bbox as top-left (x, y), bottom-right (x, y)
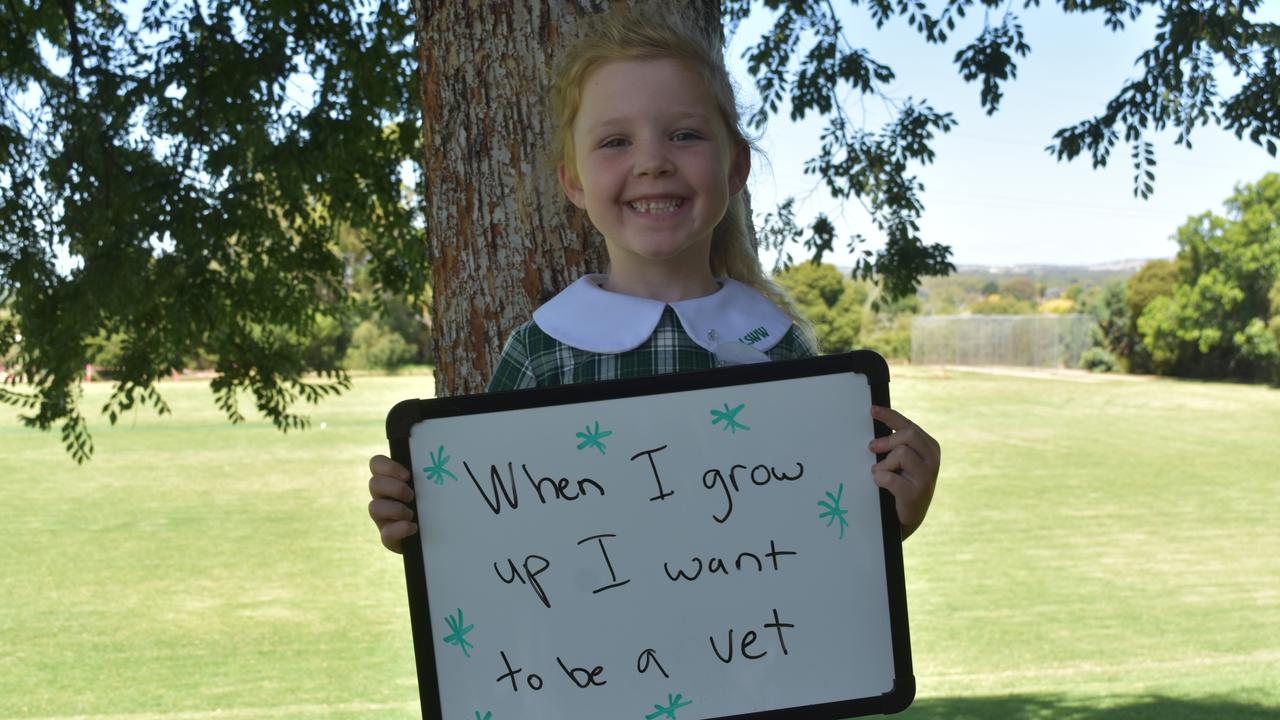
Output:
top-left (385, 350), bottom-right (913, 719)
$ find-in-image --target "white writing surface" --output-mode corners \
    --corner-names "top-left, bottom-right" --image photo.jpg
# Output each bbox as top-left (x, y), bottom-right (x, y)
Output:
top-left (407, 371), bottom-right (894, 720)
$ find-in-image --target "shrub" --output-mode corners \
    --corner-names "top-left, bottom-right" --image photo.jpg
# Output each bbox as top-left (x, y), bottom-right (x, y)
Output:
top-left (345, 320), bottom-right (414, 371)
top-left (1079, 347), bottom-right (1118, 373)
top-left (1039, 298), bottom-right (1076, 314)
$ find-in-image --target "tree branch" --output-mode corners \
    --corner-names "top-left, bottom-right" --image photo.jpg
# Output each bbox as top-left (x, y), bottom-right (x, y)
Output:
top-left (57, 0), bottom-right (83, 100)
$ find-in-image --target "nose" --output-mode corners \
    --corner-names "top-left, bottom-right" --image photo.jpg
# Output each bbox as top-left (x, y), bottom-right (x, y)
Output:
top-left (633, 138), bottom-right (674, 177)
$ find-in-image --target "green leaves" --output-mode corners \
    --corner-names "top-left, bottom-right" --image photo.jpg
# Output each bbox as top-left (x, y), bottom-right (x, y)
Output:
top-left (103, 382), bottom-right (172, 426)
top-left (737, 0), bottom-right (1277, 298)
top-left (1047, 0), bottom-right (1279, 198)
top-left (1, 0), bottom-right (419, 460)
top-left (953, 14), bottom-right (1030, 115)
top-left (1133, 173), bottom-right (1280, 381)
top-left (774, 261), bottom-right (867, 353)
top-left (741, 1), bottom-right (959, 299)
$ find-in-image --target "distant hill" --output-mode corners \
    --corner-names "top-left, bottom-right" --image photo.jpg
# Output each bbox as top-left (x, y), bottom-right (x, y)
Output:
top-left (830, 258), bottom-right (1157, 281)
top-left (906, 260), bottom-right (1159, 313)
top-left (820, 258), bottom-right (1156, 313)
top-left (952, 258), bottom-right (1155, 275)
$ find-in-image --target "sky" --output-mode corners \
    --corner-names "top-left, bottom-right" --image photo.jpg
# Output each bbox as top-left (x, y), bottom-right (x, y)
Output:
top-left (723, 2), bottom-right (1279, 269)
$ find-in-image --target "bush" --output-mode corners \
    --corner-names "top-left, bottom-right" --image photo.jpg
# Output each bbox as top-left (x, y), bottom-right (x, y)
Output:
top-left (968, 293), bottom-right (1035, 315)
top-left (1079, 347), bottom-right (1118, 373)
top-left (1038, 298), bottom-right (1076, 314)
top-left (300, 312), bottom-right (350, 370)
top-left (85, 333), bottom-right (128, 378)
top-left (1078, 280), bottom-right (1135, 372)
top-left (345, 320), bottom-right (415, 371)
top-left (774, 262), bottom-right (866, 353)
top-left (861, 312), bottom-right (914, 361)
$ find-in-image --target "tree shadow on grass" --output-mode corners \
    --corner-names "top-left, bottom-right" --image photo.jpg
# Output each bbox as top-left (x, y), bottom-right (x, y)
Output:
top-left (898, 694), bottom-right (1280, 720)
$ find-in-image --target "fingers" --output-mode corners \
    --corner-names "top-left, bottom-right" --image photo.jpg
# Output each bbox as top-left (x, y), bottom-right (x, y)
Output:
top-left (869, 406), bottom-right (940, 464)
top-left (871, 445), bottom-right (930, 518)
top-left (872, 467), bottom-right (929, 538)
top-left (370, 474), bottom-right (415, 504)
top-left (379, 520), bottom-right (417, 554)
top-left (368, 497), bottom-right (415, 525)
top-left (370, 454), bottom-right (410, 480)
top-left (868, 406), bottom-right (940, 540)
top-left (369, 454), bottom-right (414, 503)
top-left (871, 443), bottom-right (927, 481)
top-left (870, 404), bottom-right (916, 431)
top-left (368, 454), bottom-right (417, 554)
top-left (871, 468), bottom-right (911, 498)
top-left (368, 496), bottom-right (418, 554)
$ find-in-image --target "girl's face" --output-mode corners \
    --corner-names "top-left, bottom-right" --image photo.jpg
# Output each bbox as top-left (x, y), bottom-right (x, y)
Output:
top-left (560, 58), bottom-right (749, 281)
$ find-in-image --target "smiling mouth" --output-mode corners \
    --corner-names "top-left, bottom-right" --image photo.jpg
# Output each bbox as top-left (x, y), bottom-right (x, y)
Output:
top-left (628, 198), bottom-right (684, 214)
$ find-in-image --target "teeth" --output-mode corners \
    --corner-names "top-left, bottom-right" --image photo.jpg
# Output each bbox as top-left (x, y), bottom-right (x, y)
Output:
top-left (629, 199), bottom-right (682, 213)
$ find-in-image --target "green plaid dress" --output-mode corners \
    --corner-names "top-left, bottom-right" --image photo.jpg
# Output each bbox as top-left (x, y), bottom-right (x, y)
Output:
top-left (487, 307), bottom-right (816, 392)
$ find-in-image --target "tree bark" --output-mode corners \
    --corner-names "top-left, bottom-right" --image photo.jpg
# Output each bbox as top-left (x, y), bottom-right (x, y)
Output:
top-left (413, 0), bottom-right (722, 397)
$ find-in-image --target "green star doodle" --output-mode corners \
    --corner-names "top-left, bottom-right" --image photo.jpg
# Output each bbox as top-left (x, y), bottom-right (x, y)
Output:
top-left (443, 608), bottom-right (474, 658)
top-left (575, 421), bottom-right (613, 455)
top-left (818, 483), bottom-right (850, 539)
top-left (474, 713), bottom-right (492, 720)
top-left (645, 693), bottom-right (693, 720)
top-left (709, 402), bottom-right (750, 434)
top-left (423, 445), bottom-right (457, 486)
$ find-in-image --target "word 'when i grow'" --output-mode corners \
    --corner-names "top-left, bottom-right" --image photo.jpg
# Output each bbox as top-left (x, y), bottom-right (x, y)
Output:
top-left (461, 444), bottom-right (806, 525)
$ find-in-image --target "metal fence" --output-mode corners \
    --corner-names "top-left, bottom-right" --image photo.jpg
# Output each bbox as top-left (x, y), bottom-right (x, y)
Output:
top-left (910, 314), bottom-right (1097, 368)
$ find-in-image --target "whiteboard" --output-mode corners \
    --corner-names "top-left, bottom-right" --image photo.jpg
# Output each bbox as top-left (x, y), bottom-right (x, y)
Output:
top-left (386, 352), bottom-right (912, 720)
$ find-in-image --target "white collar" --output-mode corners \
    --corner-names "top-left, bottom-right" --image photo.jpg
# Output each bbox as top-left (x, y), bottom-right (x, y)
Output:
top-left (532, 274), bottom-right (792, 354)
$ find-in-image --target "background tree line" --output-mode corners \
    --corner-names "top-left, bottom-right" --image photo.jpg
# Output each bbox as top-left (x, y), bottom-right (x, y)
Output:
top-left (775, 171), bottom-right (1280, 385)
top-left (1084, 172), bottom-right (1280, 382)
top-left (77, 226), bottom-right (434, 377)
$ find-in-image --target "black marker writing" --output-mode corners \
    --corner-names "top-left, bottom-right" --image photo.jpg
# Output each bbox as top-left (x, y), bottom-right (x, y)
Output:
top-left (636, 648), bottom-right (670, 678)
top-left (493, 554), bottom-right (552, 608)
top-left (466, 461), bottom-right (520, 514)
top-left (702, 464), bottom-right (744, 524)
top-left (702, 461), bottom-right (806, 523)
top-left (630, 445), bottom-right (674, 501)
top-left (763, 607), bottom-right (795, 655)
top-left (557, 656), bottom-right (608, 688)
top-left (577, 533), bottom-right (631, 594)
top-left (710, 607), bottom-right (795, 663)
top-left (496, 650), bottom-right (544, 691)
top-left (662, 539), bottom-right (797, 582)
top-left (524, 465), bottom-right (604, 503)
top-left (465, 461), bottom-right (605, 514)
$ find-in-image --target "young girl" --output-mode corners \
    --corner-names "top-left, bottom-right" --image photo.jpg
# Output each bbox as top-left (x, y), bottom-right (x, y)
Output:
top-left (368, 7), bottom-right (939, 551)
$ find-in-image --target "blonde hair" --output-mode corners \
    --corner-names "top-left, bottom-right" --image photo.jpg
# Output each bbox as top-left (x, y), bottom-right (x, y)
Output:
top-left (550, 7), bottom-right (816, 348)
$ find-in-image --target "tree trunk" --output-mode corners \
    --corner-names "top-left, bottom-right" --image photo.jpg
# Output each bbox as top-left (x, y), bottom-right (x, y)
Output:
top-left (413, 0), bottom-right (722, 397)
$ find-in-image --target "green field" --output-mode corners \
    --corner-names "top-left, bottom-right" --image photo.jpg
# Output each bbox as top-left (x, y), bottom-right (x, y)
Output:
top-left (2, 368), bottom-right (1277, 719)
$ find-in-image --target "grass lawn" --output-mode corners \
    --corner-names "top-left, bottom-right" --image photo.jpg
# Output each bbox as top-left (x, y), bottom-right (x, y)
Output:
top-left (1, 366), bottom-right (1277, 719)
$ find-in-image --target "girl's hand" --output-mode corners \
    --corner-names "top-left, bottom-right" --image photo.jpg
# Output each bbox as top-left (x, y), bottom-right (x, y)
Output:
top-left (368, 454), bottom-right (418, 554)
top-left (868, 406), bottom-right (940, 540)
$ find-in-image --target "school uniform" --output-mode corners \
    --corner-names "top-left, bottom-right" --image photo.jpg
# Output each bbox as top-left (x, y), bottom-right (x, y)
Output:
top-left (487, 274), bottom-right (816, 391)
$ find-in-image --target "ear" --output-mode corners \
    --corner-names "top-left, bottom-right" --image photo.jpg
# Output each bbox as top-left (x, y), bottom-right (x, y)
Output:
top-left (727, 142), bottom-right (751, 196)
top-left (558, 163), bottom-right (587, 209)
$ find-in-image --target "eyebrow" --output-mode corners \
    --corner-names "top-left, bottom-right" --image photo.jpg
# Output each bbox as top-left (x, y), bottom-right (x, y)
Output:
top-left (588, 111), bottom-right (712, 130)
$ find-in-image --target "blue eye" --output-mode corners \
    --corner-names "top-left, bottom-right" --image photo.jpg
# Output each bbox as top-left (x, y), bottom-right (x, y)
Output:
top-left (672, 131), bottom-right (702, 142)
top-left (601, 137), bottom-right (629, 148)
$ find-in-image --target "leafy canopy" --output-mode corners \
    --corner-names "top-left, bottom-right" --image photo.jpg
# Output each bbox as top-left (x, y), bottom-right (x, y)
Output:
top-left (2, 0), bottom-right (423, 460)
top-left (1136, 172), bottom-right (1280, 381)
top-left (736, 0), bottom-right (1278, 295)
top-left (3, 0), bottom-right (1277, 459)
